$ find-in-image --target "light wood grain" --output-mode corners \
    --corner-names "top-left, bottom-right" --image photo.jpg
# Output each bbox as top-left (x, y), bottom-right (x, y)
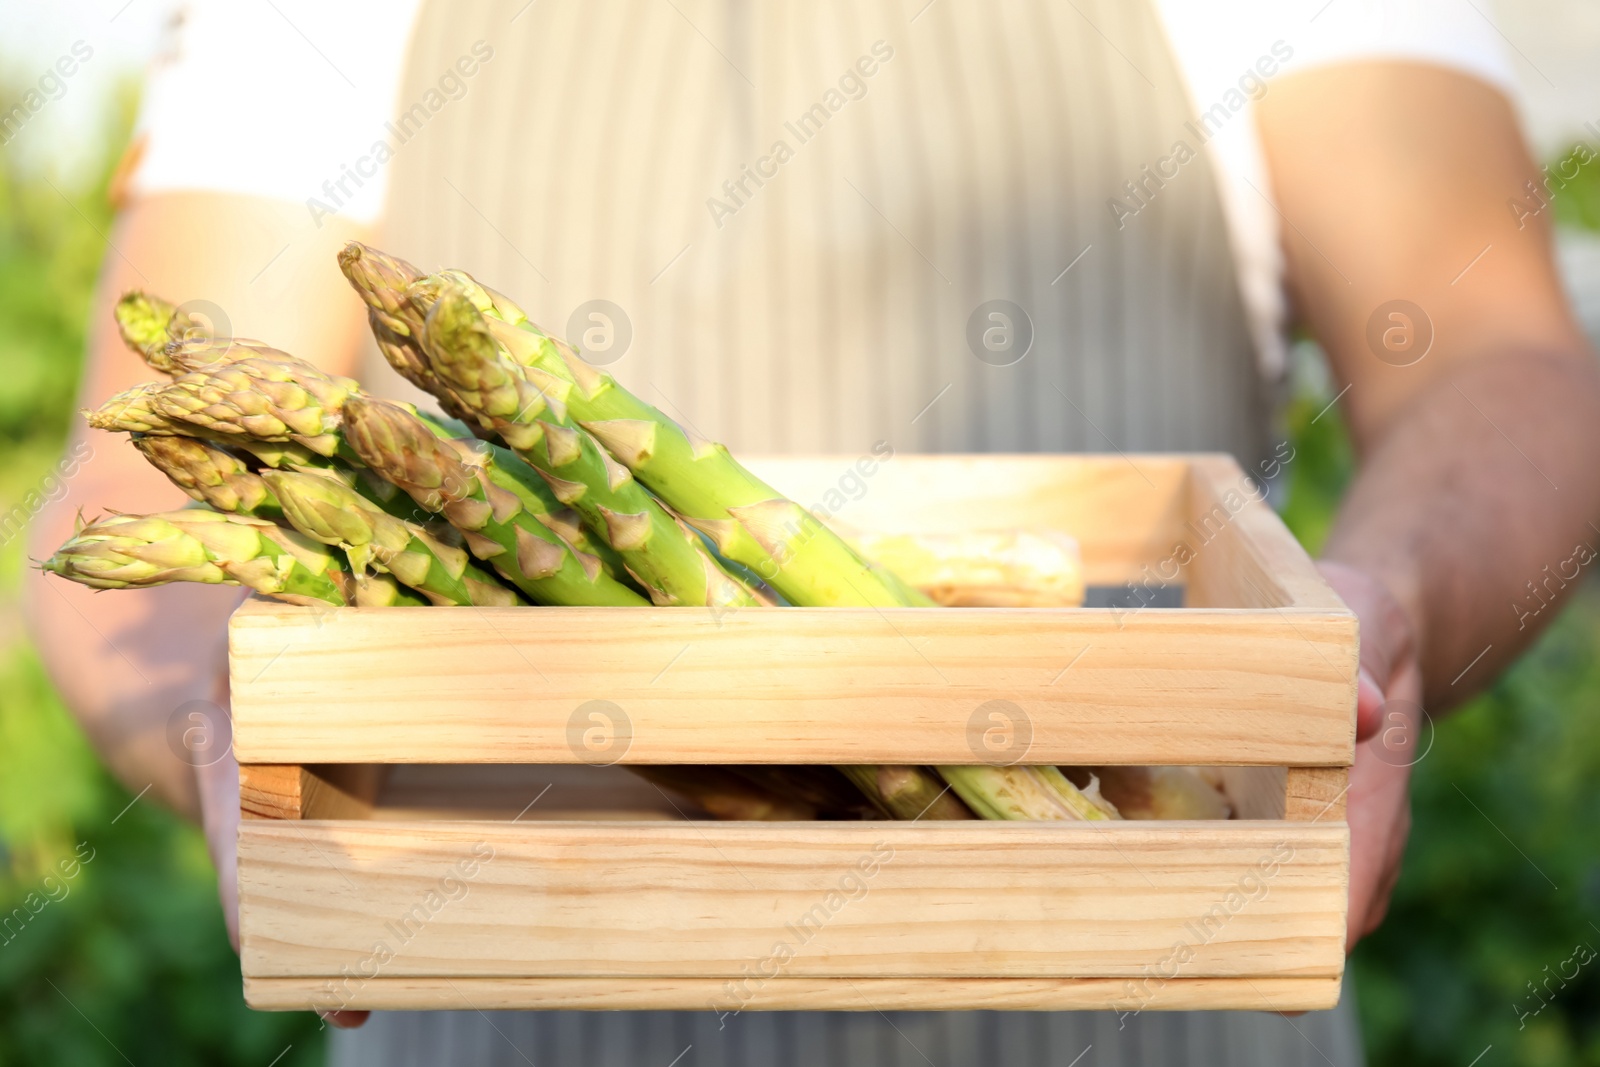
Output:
top-left (232, 455), bottom-right (1356, 1012)
top-left (231, 602), bottom-right (1356, 765)
top-left (1217, 766), bottom-right (1289, 821)
top-left (230, 454), bottom-right (1357, 767)
top-left (242, 973), bottom-right (1343, 1013)
top-left (1183, 455), bottom-right (1348, 612)
top-left (744, 454), bottom-right (1192, 586)
top-left (1286, 767), bottom-right (1349, 822)
top-left (238, 821), bottom-right (1347, 981)
top-left (239, 764), bottom-right (389, 820)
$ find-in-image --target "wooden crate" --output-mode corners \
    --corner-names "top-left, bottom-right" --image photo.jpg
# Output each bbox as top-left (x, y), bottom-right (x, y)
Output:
top-left (232, 454), bottom-right (1355, 1016)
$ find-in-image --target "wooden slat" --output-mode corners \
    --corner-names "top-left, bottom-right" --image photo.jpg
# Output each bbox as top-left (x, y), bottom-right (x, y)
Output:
top-left (243, 973), bottom-right (1342, 1013)
top-left (1182, 455), bottom-right (1348, 612)
top-left (1286, 767), bottom-right (1349, 822)
top-left (745, 454), bottom-right (1192, 586)
top-left (239, 764), bottom-right (389, 820)
top-left (238, 821), bottom-right (1348, 981)
top-left (230, 601), bottom-right (1356, 766)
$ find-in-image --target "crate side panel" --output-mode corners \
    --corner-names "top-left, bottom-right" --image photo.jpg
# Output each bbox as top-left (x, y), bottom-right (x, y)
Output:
top-left (231, 607), bottom-right (1356, 765)
top-left (744, 454), bottom-right (1192, 586)
top-left (238, 821), bottom-right (1347, 981)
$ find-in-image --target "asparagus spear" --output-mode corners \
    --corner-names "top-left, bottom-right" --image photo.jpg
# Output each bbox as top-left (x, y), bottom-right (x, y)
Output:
top-left (159, 336), bottom-right (303, 375)
top-left (338, 251), bottom-right (652, 578)
top-left (342, 254), bottom-right (1113, 825)
top-left (420, 285), bottom-right (1104, 820)
top-left (839, 766), bottom-right (975, 820)
top-left (387, 264), bottom-right (1103, 820)
top-left (114, 292), bottom-right (197, 371)
top-left (397, 264), bottom-right (924, 609)
top-left (336, 243), bottom-right (491, 427)
top-left (338, 241), bottom-right (427, 340)
top-left (341, 395), bottom-right (647, 606)
top-left (131, 435), bottom-right (282, 519)
top-left (40, 509), bottom-right (423, 607)
top-left (85, 382), bottom-right (193, 435)
top-left (938, 765), bottom-right (1118, 821)
top-left (153, 354), bottom-right (360, 458)
top-left (416, 286), bottom-right (759, 609)
top-left (111, 293), bottom-right (288, 379)
top-left (96, 388), bottom-right (426, 540)
top-left (261, 469), bottom-right (522, 607)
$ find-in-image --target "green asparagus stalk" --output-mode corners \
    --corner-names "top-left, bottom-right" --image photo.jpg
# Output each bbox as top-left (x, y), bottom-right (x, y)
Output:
top-left (938, 765), bottom-right (1118, 821)
top-left (131, 434), bottom-right (282, 519)
top-left (261, 469), bottom-right (523, 607)
top-left (339, 251), bottom-right (643, 579)
top-left (352, 253), bottom-right (1104, 821)
top-left (341, 395), bottom-right (647, 606)
top-left (398, 263), bottom-right (926, 609)
top-left (839, 766), bottom-right (975, 820)
top-left (40, 509), bottom-right (424, 607)
top-left (416, 286), bottom-right (759, 609)
top-left (410, 272), bottom-right (1107, 820)
top-left (471, 441), bottom-right (633, 580)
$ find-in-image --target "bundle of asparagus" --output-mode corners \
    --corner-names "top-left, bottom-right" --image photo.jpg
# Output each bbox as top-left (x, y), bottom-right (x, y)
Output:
top-left (43, 253), bottom-right (1232, 824)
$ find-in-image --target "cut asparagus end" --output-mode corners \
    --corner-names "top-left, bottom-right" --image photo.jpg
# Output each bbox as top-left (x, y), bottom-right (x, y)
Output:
top-left (841, 765), bottom-right (976, 820)
top-left (936, 765), bottom-right (1120, 821)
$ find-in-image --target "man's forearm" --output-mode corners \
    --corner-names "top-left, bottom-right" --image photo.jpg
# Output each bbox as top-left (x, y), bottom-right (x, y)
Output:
top-left (24, 427), bottom-right (243, 820)
top-left (22, 194), bottom-right (373, 819)
top-left (1322, 348), bottom-right (1600, 711)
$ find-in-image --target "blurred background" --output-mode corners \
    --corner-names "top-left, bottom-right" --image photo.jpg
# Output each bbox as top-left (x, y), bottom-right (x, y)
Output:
top-left (1, 3), bottom-right (1597, 1064)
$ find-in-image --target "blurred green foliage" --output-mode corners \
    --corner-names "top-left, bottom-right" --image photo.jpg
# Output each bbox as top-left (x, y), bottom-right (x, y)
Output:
top-left (1552, 143), bottom-right (1600, 233)
top-left (0, 97), bottom-right (325, 1066)
top-left (0, 87), bottom-right (1597, 1067)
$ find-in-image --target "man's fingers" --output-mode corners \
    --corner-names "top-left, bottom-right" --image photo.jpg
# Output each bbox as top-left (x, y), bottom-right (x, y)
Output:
top-left (1356, 668), bottom-right (1385, 741)
top-left (1316, 560), bottom-right (1420, 741)
top-left (320, 1009), bottom-right (371, 1029)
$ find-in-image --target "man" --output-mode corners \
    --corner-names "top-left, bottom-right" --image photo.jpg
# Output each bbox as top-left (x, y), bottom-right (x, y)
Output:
top-left (26, 1), bottom-right (1600, 1064)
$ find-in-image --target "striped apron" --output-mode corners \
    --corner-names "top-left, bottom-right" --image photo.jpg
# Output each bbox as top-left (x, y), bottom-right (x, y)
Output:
top-left (336, 1), bottom-right (1358, 1063)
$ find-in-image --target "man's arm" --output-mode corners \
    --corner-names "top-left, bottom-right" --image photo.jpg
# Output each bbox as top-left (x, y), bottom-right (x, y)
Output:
top-left (23, 191), bottom-right (372, 818)
top-left (1257, 62), bottom-right (1600, 946)
top-left (1260, 61), bottom-right (1600, 708)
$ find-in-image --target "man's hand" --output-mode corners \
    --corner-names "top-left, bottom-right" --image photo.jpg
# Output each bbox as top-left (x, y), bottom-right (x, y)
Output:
top-left (1318, 561), bottom-right (1421, 952)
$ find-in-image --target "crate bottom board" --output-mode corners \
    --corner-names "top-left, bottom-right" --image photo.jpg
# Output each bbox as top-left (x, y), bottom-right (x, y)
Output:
top-left (239, 818), bottom-right (1347, 1016)
top-left (243, 974), bottom-right (1341, 1013)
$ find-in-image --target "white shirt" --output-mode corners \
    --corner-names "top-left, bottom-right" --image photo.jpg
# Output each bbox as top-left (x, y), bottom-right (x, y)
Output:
top-left (129, 0), bottom-right (1514, 377)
